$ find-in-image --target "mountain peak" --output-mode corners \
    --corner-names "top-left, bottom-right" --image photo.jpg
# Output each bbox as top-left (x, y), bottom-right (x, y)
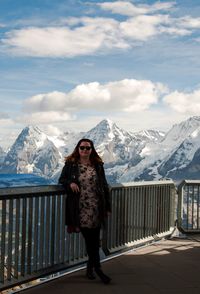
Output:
top-left (22, 125), bottom-right (43, 136)
top-left (171, 116), bottom-right (200, 130)
top-left (86, 118), bottom-right (130, 143)
top-left (162, 116), bottom-right (200, 146)
top-left (11, 125), bottom-right (48, 152)
top-left (95, 119), bottom-right (115, 130)
top-left (188, 116), bottom-right (200, 122)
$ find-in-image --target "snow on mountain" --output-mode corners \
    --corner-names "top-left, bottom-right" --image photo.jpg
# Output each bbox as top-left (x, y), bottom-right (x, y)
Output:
top-left (48, 130), bottom-right (84, 158)
top-left (51, 119), bottom-right (164, 182)
top-left (0, 126), bottom-right (61, 177)
top-left (158, 125), bottom-right (200, 179)
top-left (133, 129), bottom-right (165, 143)
top-left (1, 116), bottom-right (200, 184)
top-left (161, 116), bottom-right (200, 147)
top-left (1, 119), bottom-right (157, 183)
top-left (53, 119), bottom-right (143, 183)
top-left (85, 119), bottom-right (130, 145)
top-left (119, 116), bottom-right (200, 182)
top-left (85, 119), bottom-right (135, 163)
top-left (80, 119), bottom-right (165, 183)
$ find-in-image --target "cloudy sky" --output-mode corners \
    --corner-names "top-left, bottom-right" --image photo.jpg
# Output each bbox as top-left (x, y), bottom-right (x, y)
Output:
top-left (1, 0), bottom-right (200, 149)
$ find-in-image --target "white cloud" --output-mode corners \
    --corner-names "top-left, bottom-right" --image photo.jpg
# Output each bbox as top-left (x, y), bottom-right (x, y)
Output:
top-left (0, 118), bottom-right (14, 125)
top-left (98, 1), bottom-right (148, 16)
top-left (120, 14), bottom-right (169, 40)
top-left (0, 112), bottom-right (9, 119)
top-left (2, 17), bottom-right (127, 57)
top-left (150, 2), bottom-right (176, 12)
top-left (22, 79), bottom-right (167, 126)
top-left (23, 91), bottom-right (68, 112)
top-left (159, 15), bottom-right (200, 36)
top-left (1, 2), bottom-right (200, 58)
top-left (176, 16), bottom-right (200, 29)
top-left (42, 125), bottom-right (62, 136)
top-left (159, 26), bottom-right (191, 36)
top-left (15, 111), bottom-right (74, 124)
top-left (2, 26), bottom-right (104, 57)
top-left (163, 89), bottom-right (200, 114)
top-left (0, 119), bottom-right (19, 149)
top-left (98, 1), bottom-right (176, 16)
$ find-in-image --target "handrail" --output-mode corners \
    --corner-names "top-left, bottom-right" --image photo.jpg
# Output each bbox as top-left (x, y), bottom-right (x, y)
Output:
top-left (109, 179), bottom-right (174, 188)
top-left (0, 180), bottom-right (176, 291)
top-left (0, 185), bottom-right (65, 198)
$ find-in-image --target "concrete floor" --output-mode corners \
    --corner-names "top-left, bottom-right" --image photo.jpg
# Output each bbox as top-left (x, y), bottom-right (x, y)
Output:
top-left (17, 235), bottom-right (200, 294)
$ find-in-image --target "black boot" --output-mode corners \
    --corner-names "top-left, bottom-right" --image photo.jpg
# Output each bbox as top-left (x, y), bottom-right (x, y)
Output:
top-left (95, 268), bottom-right (111, 284)
top-left (86, 264), bottom-right (96, 280)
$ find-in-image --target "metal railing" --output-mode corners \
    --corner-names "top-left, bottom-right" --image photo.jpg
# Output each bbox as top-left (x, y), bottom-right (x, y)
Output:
top-left (178, 180), bottom-right (200, 233)
top-left (0, 180), bottom-right (176, 291)
top-left (103, 180), bottom-right (176, 254)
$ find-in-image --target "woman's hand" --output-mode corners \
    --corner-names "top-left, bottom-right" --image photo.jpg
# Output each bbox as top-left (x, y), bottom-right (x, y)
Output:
top-left (70, 182), bottom-right (80, 193)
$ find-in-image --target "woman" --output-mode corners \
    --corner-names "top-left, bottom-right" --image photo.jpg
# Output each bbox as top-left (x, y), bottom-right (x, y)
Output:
top-left (58, 138), bottom-right (111, 284)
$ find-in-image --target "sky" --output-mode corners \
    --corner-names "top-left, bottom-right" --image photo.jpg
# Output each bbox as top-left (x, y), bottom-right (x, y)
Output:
top-left (0, 0), bottom-right (200, 149)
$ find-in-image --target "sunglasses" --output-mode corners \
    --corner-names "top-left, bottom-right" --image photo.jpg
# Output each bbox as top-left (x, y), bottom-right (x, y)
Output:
top-left (79, 146), bottom-right (92, 151)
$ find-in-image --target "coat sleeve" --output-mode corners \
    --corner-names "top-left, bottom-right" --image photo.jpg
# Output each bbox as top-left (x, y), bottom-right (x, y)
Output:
top-left (98, 163), bottom-right (112, 212)
top-left (58, 162), bottom-right (73, 192)
top-left (58, 162), bottom-right (80, 227)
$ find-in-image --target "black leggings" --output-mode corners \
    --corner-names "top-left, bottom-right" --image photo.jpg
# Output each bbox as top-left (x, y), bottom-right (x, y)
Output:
top-left (81, 227), bottom-right (101, 269)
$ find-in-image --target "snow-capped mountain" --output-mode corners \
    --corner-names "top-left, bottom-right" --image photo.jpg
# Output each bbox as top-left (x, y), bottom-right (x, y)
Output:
top-left (48, 130), bottom-right (85, 157)
top-left (0, 126), bottom-right (61, 178)
top-left (119, 116), bottom-right (200, 182)
top-left (85, 119), bottom-right (137, 163)
top-left (161, 116), bottom-right (200, 147)
top-left (1, 116), bottom-right (200, 184)
top-left (158, 124), bottom-right (200, 180)
top-left (0, 119), bottom-right (161, 183)
top-left (133, 129), bottom-right (165, 143)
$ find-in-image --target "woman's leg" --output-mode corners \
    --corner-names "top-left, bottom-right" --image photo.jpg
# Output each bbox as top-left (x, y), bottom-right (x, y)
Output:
top-left (81, 227), bottom-right (111, 284)
top-left (81, 227), bottom-right (101, 279)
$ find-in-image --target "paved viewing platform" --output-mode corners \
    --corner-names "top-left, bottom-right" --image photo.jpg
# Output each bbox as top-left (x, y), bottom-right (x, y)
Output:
top-left (18, 235), bottom-right (200, 294)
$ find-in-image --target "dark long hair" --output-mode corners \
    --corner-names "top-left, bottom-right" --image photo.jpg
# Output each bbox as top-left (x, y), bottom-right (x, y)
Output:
top-left (65, 138), bottom-right (103, 164)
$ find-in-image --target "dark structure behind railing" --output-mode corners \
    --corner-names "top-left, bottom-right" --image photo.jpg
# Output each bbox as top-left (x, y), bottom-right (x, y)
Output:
top-left (0, 180), bottom-right (176, 291)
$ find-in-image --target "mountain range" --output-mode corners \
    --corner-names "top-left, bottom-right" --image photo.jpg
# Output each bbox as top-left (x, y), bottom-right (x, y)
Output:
top-left (1, 116), bottom-right (200, 184)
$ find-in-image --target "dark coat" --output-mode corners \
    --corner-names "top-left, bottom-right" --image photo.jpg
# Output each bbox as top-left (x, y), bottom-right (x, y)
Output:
top-left (58, 161), bottom-right (111, 229)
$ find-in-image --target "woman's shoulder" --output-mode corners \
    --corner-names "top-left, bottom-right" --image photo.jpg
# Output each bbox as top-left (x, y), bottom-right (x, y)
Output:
top-left (64, 159), bottom-right (78, 166)
top-left (94, 161), bottom-right (104, 170)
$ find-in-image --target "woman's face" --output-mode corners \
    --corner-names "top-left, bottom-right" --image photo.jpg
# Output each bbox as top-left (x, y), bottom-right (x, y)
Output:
top-left (78, 141), bottom-right (92, 159)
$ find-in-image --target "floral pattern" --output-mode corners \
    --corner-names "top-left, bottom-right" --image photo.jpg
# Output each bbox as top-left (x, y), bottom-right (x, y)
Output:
top-left (78, 163), bottom-right (100, 228)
